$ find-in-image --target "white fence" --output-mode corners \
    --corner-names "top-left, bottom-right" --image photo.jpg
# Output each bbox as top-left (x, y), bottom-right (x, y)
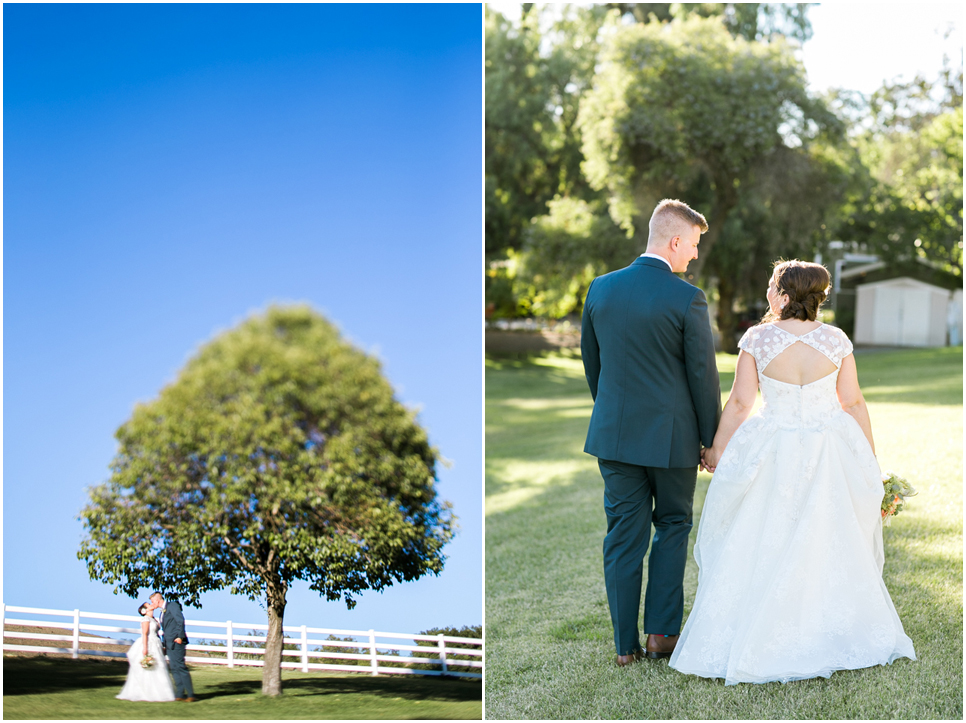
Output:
top-left (2, 603), bottom-right (482, 680)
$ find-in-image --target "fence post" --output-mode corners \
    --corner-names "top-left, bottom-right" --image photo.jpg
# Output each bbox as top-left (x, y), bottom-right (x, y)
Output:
top-left (368, 629), bottom-right (378, 676)
top-left (226, 620), bottom-right (234, 668)
top-left (72, 610), bottom-right (81, 659)
top-left (437, 634), bottom-right (448, 676)
top-left (301, 625), bottom-right (308, 672)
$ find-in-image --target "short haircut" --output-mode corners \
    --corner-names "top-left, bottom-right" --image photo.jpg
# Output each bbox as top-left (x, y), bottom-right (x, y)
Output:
top-left (150, 591), bottom-right (162, 600)
top-left (647, 199), bottom-right (709, 247)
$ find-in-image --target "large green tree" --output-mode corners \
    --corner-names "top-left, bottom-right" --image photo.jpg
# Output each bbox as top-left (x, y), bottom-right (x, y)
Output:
top-left (578, 13), bottom-right (840, 283)
top-left (78, 306), bottom-right (454, 696)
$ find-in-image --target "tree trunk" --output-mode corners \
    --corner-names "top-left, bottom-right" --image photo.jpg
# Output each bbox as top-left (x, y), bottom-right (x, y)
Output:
top-left (687, 179), bottom-right (738, 283)
top-left (631, 183), bottom-right (660, 253)
top-left (261, 578), bottom-right (288, 696)
top-left (717, 273), bottom-right (738, 354)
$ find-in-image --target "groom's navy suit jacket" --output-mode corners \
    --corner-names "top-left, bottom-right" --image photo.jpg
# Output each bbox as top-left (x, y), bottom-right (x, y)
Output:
top-left (581, 256), bottom-right (721, 468)
top-left (160, 600), bottom-right (189, 646)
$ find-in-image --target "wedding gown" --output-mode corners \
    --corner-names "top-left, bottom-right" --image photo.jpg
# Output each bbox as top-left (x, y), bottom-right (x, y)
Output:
top-left (670, 323), bottom-right (916, 685)
top-left (116, 617), bottom-right (176, 701)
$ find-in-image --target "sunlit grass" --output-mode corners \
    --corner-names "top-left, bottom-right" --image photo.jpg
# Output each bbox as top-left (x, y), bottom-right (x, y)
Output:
top-left (485, 347), bottom-right (962, 720)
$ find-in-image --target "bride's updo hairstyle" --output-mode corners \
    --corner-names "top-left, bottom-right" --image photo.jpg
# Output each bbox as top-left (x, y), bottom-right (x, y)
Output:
top-left (138, 603), bottom-right (150, 616)
top-left (767, 260), bottom-right (830, 322)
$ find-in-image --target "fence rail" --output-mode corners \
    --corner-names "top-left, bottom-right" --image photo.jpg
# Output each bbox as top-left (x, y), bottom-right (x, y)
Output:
top-left (2, 603), bottom-right (482, 680)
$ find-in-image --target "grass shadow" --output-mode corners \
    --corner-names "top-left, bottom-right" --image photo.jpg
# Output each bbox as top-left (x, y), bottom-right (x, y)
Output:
top-left (202, 673), bottom-right (480, 703)
top-left (3, 657), bottom-right (128, 696)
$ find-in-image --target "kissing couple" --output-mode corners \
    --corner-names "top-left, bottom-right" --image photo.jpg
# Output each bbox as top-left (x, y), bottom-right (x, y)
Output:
top-left (116, 591), bottom-right (196, 702)
top-left (580, 199), bottom-right (916, 684)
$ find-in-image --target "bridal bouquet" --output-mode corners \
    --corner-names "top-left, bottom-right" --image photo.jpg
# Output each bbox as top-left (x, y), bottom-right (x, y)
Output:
top-left (140, 655), bottom-right (155, 669)
top-left (881, 471), bottom-right (917, 526)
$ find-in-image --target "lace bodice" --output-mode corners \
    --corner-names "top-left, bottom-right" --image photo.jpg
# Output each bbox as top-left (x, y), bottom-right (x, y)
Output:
top-left (738, 323), bottom-right (853, 373)
top-left (738, 323), bottom-right (854, 429)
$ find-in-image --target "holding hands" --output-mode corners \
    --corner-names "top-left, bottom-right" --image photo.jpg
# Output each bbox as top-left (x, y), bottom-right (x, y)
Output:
top-left (700, 446), bottom-right (722, 473)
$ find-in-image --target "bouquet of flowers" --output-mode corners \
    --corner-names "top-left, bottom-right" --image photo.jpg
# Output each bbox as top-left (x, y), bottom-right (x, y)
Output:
top-left (140, 654), bottom-right (155, 669)
top-left (881, 471), bottom-right (917, 526)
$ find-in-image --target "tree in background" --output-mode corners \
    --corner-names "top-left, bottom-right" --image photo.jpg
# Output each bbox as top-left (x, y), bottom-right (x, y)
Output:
top-left (485, 3), bottom-right (813, 267)
top-left (485, 5), bottom-right (555, 259)
top-left (513, 196), bottom-right (636, 318)
top-left (579, 13), bottom-right (840, 278)
top-left (848, 66), bottom-right (964, 276)
top-left (78, 306), bottom-right (455, 696)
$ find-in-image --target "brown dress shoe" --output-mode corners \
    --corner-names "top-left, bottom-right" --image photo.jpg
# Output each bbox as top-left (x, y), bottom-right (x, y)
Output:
top-left (615, 648), bottom-right (644, 667)
top-left (184, 697), bottom-right (197, 702)
top-left (645, 634), bottom-right (679, 659)
top-left (174, 698), bottom-right (185, 701)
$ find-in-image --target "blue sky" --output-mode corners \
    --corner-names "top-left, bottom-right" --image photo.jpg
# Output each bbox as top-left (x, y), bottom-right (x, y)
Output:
top-left (4, 4), bottom-right (482, 635)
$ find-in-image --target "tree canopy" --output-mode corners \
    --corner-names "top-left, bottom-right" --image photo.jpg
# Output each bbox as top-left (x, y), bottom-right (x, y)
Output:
top-left (78, 305), bottom-right (454, 695)
top-left (578, 13), bottom-right (841, 279)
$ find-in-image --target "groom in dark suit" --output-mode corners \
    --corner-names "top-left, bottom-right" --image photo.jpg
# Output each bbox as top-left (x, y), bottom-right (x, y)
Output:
top-left (581, 199), bottom-right (721, 666)
top-left (150, 592), bottom-right (195, 701)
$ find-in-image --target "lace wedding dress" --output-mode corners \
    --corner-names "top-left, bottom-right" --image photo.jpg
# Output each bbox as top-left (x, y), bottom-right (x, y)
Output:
top-left (116, 617), bottom-right (176, 702)
top-left (670, 323), bottom-right (916, 685)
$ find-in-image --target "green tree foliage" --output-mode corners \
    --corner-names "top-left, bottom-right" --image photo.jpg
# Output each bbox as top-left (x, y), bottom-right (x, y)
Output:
top-left (606, 3), bottom-right (812, 42)
top-left (514, 196), bottom-right (636, 318)
top-left (578, 13), bottom-right (841, 282)
top-left (849, 69), bottom-right (964, 275)
top-left (485, 6), bottom-right (555, 258)
top-left (485, 4), bottom-right (611, 264)
top-left (707, 140), bottom-right (858, 348)
top-left (78, 305), bottom-right (455, 696)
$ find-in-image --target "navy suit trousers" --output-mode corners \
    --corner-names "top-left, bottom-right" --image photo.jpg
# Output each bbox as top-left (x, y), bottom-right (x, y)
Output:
top-left (599, 459), bottom-right (696, 655)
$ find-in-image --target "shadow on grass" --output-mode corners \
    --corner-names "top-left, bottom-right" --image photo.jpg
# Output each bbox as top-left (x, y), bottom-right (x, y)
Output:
top-left (201, 674), bottom-right (480, 703)
top-left (3, 656), bottom-right (128, 695)
top-left (2, 657), bottom-right (480, 703)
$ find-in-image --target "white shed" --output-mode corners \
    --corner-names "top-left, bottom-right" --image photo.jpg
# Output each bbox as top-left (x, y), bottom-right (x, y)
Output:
top-left (854, 277), bottom-right (952, 347)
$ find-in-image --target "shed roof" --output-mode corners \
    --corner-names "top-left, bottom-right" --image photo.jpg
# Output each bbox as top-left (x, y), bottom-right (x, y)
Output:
top-left (855, 276), bottom-right (951, 293)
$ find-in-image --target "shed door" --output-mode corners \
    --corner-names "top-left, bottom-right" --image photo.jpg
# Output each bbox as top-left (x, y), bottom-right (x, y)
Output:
top-left (873, 288), bottom-right (930, 346)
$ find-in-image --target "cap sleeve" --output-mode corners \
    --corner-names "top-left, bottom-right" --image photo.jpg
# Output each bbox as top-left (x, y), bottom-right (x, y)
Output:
top-left (827, 325), bottom-right (854, 360)
top-left (737, 327), bottom-right (758, 361)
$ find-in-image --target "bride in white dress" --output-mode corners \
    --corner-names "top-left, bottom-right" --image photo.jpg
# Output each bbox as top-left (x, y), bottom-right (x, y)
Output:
top-left (116, 600), bottom-right (176, 702)
top-left (670, 260), bottom-right (915, 685)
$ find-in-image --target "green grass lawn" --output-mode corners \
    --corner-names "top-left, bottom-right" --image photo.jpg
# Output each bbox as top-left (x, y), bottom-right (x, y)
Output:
top-left (2, 656), bottom-right (482, 720)
top-left (485, 347), bottom-right (963, 720)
